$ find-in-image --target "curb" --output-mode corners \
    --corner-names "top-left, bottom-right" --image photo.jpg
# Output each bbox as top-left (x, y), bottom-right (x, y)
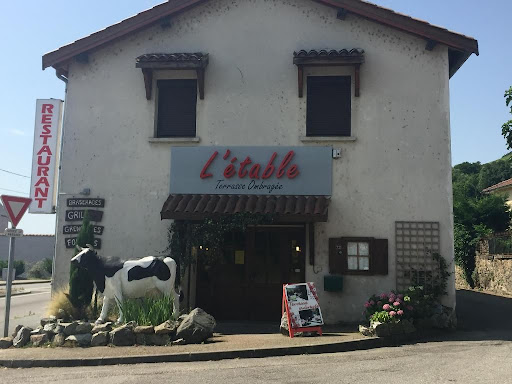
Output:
top-left (0, 290), bottom-right (32, 298)
top-left (0, 336), bottom-right (412, 368)
top-left (0, 280), bottom-right (51, 286)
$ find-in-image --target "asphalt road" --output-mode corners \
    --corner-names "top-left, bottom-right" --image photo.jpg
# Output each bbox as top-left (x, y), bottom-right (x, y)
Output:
top-left (0, 282), bottom-right (51, 335)
top-left (2, 339), bottom-right (511, 383)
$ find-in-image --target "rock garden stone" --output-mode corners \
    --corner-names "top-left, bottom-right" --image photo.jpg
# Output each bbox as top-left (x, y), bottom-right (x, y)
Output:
top-left (52, 333), bottom-right (66, 347)
top-left (172, 338), bottom-right (187, 345)
top-left (43, 323), bottom-right (64, 335)
top-left (13, 327), bottom-right (32, 348)
top-left (136, 333), bottom-right (146, 345)
top-left (134, 325), bottom-right (154, 334)
top-left (64, 334), bottom-right (92, 347)
top-left (62, 321), bottom-right (80, 336)
top-left (154, 321), bottom-right (177, 335)
top-left (30, 333), bottom-right (49, 347)
top-left (176, 308), bottom-right (216, 344)
top-left (372, 322), bottom-right (391, 337)
top-left (91, 332), bottom-right (109, 347)
top-left (110, 324), bottom-right (136, 346)
top-left (280, 313), bottom-right (289, 335)
top-left (0, 337), bottom-right (13, 349)
top-left (40, 316), bottom-right (57, 327)
top-left (92, 322), bottom-right (112, 334)
top-left (75, 322), bottom-right (93, 334)
top-left (11, 325), bottom-right (23, 338)
top-left (177, 314), bottom-right (188, 325)
top-left (146, 334), bottom-right (170, 346)
top-left (359, 324), bottom-right (374, 337)
top-left (31, 327), bottom-right (44, 335)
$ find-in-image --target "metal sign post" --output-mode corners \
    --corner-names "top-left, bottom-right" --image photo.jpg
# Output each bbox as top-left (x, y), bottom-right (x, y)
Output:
top-left (1, 194), bottom-right (32, 337)
top-left (3, 227), bottom-right (16, 337)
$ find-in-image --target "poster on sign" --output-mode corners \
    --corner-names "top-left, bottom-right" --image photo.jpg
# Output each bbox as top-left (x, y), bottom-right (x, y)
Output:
top-left (282, 283), bottom-right (323, 338)
top-left (29, 99), bottom-right (63, 213)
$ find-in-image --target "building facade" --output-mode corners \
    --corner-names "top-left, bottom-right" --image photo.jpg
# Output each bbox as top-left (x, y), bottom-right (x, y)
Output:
top-left (44, 0), bottom-right (478, 323)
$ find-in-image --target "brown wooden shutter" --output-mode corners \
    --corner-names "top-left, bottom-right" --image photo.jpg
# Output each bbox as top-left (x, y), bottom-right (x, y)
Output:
top-left (157, 79), bottom-right (197, 137)
top-left (329, 237), bottom-right (347, 274)
top-left (306, 76), bottom-right (351, 137)
top-left (371, 239), bottom-right (388, 275)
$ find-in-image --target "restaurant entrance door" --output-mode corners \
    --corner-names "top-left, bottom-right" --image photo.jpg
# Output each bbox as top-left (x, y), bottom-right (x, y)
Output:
top-left (195, 226), bottom-right (305, 321)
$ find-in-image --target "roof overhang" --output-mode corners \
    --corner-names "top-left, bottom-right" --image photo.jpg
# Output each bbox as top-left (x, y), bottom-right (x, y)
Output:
top-left (42, 0), bottom-right (478, 77)
top-left (161, 194), bottom-right (330, 222)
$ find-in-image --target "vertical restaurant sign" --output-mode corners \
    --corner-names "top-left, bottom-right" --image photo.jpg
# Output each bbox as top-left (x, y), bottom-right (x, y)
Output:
top-left (29, 99), bottom-right (63, 213)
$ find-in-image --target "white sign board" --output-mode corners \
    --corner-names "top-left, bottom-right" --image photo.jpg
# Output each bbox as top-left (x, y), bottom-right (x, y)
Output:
top-left (4, 228), bottom-right (23, 237)
top-left (29, 99), bottom-right (63, 213)
top-left (284, 283), bottom-right (324, 329)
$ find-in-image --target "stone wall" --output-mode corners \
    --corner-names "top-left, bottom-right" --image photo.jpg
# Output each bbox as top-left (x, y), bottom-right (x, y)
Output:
top-left (473, 239), bottom-right (512, 295)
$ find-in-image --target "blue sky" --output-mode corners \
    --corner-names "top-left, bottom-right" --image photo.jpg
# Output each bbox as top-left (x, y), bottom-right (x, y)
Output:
top-left (0, 0), bottom-right (510, 234)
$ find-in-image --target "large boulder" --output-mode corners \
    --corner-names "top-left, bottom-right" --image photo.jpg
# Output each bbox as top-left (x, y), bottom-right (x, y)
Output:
top-left (176, 308), bottom-right (216, 344)
top-left (62, 321), bottom-right (80, 336)
top-left (134, 325), bottom-right (154, 334)
top-left (13, 327), bottom-right (32, 348)
top-left (0, 337), bottom-right (13, 349)
top-left (110, 324), bottom-right (136, 346)
top-left (43, 322), bottom-right (64, 335)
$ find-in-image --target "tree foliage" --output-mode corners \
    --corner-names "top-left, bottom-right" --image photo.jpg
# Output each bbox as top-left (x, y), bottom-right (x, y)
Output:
top-left (452, 160), bottom-right (511, 286)
top-left (501, 86), bottom-right (512, 149)
top-left (68, 210), bottom-right (95, 317)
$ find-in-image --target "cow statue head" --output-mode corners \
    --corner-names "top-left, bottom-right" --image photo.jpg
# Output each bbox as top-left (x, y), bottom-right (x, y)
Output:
top-left (71, 244), bottom-right (100, 271)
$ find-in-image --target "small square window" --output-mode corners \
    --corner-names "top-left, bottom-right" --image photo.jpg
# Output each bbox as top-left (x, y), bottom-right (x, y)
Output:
top-left (156, 79), bottom-right (197, 138)
top-left (346, 241), bottom-right (370, 271)
top-left (329, 237), bottom-right (388, 276)
top-left (306, 76), bottom-right (351, 137)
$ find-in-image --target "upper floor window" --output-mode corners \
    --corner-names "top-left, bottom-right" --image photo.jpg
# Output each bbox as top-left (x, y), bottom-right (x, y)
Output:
top-left (306, 76), bottom-right (351, 137)
top-left (156, 79), bottom-right (197, 138)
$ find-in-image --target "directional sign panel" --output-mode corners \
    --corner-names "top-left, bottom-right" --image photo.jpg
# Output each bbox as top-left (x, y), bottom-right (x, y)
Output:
top-left (0, 195), bottom-right (32, 227)
top-left (4, 228), bottom-right (23, 237)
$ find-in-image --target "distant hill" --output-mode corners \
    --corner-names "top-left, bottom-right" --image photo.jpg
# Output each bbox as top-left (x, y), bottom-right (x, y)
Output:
top-left (453, 152), bottom-right (512, 192)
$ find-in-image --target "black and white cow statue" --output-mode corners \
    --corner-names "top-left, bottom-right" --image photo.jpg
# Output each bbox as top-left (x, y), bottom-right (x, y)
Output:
top-left (71, 245), bottom-right (181, 324)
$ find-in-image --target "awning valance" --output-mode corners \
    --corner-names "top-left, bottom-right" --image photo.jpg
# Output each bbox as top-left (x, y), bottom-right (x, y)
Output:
top-left (161, 194), bottom-right (329, 222)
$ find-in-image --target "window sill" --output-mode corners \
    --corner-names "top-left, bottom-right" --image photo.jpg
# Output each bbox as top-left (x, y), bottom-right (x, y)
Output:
top-left (148, 137), bottom-right (201, 144)
top-left (300, 136), bottom-right (356, 142)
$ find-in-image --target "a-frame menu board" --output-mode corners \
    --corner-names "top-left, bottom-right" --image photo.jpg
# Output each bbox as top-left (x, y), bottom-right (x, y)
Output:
top-left (282, 283), bottom-right (323, 338)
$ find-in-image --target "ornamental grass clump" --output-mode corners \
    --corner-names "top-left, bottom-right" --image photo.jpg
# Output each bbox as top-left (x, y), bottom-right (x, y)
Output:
top-left (363, 292), bottom-right (414, 324)
top-left (118, 295), bottom-right (176, 326)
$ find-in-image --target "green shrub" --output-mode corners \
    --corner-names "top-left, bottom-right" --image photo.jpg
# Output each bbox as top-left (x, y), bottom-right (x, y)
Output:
top-left (28, 258), bottom-right (53, 279)
top-left (370, 311), bottom-right (392, 324)
top-left (68, 211), bottom-right (94, 318)
top-left (118, 295), bottom-right (176, 326)
top-left (0, 260), bottom-right (25, 277)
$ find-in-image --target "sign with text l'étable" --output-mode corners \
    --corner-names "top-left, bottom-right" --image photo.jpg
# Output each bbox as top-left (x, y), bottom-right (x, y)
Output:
top-left (29, 99), bottom-right (63, 213)
top-left (170, 147), bottom-right (332, 196)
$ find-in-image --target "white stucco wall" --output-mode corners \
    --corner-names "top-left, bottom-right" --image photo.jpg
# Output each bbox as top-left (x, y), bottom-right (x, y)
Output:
top-left (53, 0), bottom-right (454, 322)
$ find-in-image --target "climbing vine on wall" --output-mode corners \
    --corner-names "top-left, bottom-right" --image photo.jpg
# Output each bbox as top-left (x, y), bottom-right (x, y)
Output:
top-left (166, 213), bottom-right (275, 278)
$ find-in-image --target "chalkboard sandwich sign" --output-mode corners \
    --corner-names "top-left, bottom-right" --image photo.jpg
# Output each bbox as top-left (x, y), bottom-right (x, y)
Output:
top-left (282, 282), bottom-right (323, 338)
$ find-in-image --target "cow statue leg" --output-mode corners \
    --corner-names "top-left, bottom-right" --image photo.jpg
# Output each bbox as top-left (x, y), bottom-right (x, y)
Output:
top-left (96, 296), bottom-right (112, 324)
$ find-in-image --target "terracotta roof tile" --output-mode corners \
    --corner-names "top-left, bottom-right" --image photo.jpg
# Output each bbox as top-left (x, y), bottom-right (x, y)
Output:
top-left (161, 194), bottom-right (329, 222)
top-left (482, 178), bottom-right (512, 193)
top-left (294, 49), bottom-right (364, 58)
top-left (136, 52), bottom-right (208, 63)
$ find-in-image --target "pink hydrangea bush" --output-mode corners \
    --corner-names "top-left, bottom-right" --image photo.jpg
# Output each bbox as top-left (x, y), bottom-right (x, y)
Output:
top-left (363, 291), bottom-right (414, 323)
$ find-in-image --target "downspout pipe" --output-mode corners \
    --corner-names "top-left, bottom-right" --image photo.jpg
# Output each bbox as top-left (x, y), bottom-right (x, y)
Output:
top-left (55, 68), bottom-right (68, 83)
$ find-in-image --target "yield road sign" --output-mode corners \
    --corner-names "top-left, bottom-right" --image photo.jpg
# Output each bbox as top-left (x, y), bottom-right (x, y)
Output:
top-left (4, 228), bottom-right (23, 237)
top-left (0, 195), bottom-right (32, 227)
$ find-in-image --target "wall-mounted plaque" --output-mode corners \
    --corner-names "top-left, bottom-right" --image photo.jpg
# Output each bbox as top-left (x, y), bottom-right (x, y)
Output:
top-left (63, 225), bottom-right (104, 235)
top-left (67, 198), bottom-right (105, 208)
top-left (65, 210), bottom-right (103, 222)
top-left (65, 237), bottom-right (102, 249)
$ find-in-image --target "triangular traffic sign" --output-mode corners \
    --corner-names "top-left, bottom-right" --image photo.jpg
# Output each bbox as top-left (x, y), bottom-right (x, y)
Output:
top-left (0, 195), bottom-right (32, 228)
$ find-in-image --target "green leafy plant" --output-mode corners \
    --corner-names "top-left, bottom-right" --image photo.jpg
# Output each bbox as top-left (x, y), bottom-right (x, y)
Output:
top-left (117, 295), bottom-right (176, 326)
top-left (501, 86), bottom-right (512, 149)
top-left (68, 210), bottom-right (95, 319)
top-left (370, 311), bottom-right (392, 324)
